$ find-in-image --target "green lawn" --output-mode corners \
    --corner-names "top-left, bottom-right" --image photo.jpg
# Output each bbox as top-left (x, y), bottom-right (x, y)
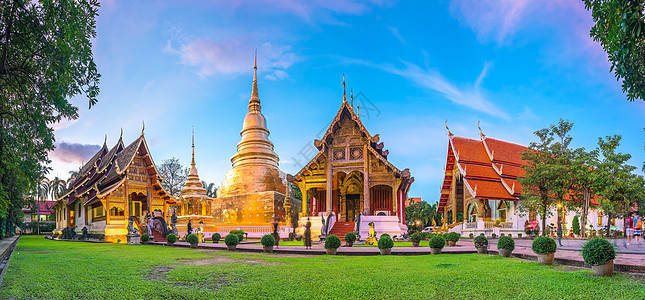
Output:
top-left (2, 236), bottom-right (644, 299)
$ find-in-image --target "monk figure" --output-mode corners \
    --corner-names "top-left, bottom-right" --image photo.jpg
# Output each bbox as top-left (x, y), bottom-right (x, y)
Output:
top-left (304, 217), bottom-right (312, 249)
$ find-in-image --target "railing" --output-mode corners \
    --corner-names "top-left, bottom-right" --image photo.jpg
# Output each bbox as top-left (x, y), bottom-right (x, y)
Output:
top-left (213, 226), bottom-right (291, 234)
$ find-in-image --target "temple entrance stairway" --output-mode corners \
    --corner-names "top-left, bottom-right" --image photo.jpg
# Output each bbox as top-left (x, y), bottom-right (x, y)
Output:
top-left (329, 222), bottom-right (355, 241)
top-left (150, 228), bottom-right (167, 243)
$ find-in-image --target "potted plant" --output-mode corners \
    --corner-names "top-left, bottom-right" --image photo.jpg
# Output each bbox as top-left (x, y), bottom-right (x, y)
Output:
top-left (474, 235), bottom-right (488, 254)
top-left (445, 232), bottom-right (460, 246)
top-left (378, 235), bottom-right (394, 255)
top-left (344, 232), bottom-right (357, 247)
top-left (518, 233), bottom-right (522, 238)
top-left (492, 233), bottom-right (497, 239)
top-left (236, 233), bottom-right (244, 243)
top-left (212, 233), bottom-right (221, 243)
top-left (497, 235), bottom-right (515, 257)
top-left (225, 233), bottom-right (239, 251)
top-left (166, 234), bottom-right (177, 246)
top-left (469, 233), bottom-right (474, 238)
top-left (261, 234), bottom-right (275, 253)
top-left (429, 235), bottom-right (446, 254)
top-left (325, 235), bottom-right (341, 255)
top-left (532, 236), bottom-right (557, 265)
top-left (186, 233), bottom-right (199, 249)
top-left (582, 238), bottom-right (616, 276)
top-left (141, 234), bottom-right (150, 245)
top-left (410, 232), bottom-right (422, 247)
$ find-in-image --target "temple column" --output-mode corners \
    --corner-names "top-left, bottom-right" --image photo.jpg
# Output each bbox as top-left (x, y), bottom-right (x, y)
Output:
top-left (363, 145), bottom-right (370, 215)
top-left (452, 197), bottom-right (457, 224)
top-left (326, 147), bottom-right (332, 214)
top-left (300, 182), bottom-right (307, 217)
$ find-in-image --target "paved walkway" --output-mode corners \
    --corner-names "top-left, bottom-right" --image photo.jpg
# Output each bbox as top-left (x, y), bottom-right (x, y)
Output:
top-left (502, 238), bottom-right (645, 254)
top-left (149, 238), bottom-right (645, 273)
top-left (0, 236), bottom-right (19, 286)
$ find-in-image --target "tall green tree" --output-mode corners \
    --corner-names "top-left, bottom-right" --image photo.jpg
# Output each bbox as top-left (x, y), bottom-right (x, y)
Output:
top-left (405, 200), bottom-right (440, 231)
top-left (584, 0), bottom-right (645, 101)
top-left (568, 147), bottom-right (601, 237)
top-left (0, 0), bottom-right (101, 235)
top-left (518, 119), bottom-right (574, 236)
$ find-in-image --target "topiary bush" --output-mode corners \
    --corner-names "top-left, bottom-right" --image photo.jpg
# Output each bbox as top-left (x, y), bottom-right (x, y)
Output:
top-left (491, 233), bottom-right (497, 238)
top-left (420, 232), bottom-right (430, 240)
top-left (166, 234), bottom-right (177, 244)
top-left (378, 235), bottom-right (394, 249)
top-left (497, 236), bottom-right (515, 250)
top-left (444, 232), bottom-right (460, 243)
top-left (229, 229), bottom-right (246, 235)
top-left (474, 235), bottom-right (488, 248)
top-left (236, 233), bottom-right (244, 243)
top-left (261, 234), bottom-right (275, 247)
top-left (469, 233), bottom-right (474, 238)
top-left (572, 215), bottom-right (581, 236)
top-left (186, 233), bottom-right (199, 245)
top-left (410, 232), bottom-right (422, 243)
top-left (325, 235), bottom-right (341, 249)
top-left (429, 236), bottom-right (446, 249)
top-left (141, 234), bottom-right (150, 242)
top-left (225, 234), bottom-right (239, 246)
top-left (381, 233), bottom-right (391, 239)
top-left (212, 233), bottom-right (221, 243)
top-left (518, 233), bottom-right (523, 238)
top-left (532, 236), bottom-right (557, 255)
top-left (344, 232), bottom-right (357, 243)
top-left (582, 238), bottom-right (616, 265)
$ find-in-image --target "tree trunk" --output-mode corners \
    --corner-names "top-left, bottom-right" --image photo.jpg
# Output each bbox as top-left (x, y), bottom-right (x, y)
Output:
top-left (606, 212), bottom-right (612, 238)
top-left (541, 202), bottom-right (548, 236)
top-left (37, 198), bottom-right (40, 235)
top-left (580, 188), bottom-right (590, 238)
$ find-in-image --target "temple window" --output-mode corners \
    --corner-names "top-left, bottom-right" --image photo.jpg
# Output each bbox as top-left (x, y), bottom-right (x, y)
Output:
top-left (91, 202), bottom-right (106, 222)
top-left (110, 206), bottom-right (125, 217)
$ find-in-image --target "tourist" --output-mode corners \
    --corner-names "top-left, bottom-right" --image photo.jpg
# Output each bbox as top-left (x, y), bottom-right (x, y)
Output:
top-left (304, 217), bottom-right (312, 249)
top-left (633, 212), bottom-right (642, 245)
top-left (556, 219), bottom-right (563, 247)
top-left (187, 219), bottom-right (193, 235)
top-left (625, 212), bottom-right (634, 246)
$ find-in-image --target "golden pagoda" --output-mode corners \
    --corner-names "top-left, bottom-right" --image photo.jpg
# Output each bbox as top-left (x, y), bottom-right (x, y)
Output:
top-left (214, 53), bottom-right (301, 238)
top-left (175, 128), bottom-right (214, 237)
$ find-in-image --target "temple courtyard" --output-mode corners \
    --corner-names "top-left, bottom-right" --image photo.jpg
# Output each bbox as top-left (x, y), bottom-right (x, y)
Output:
top-left (1, 236), bottom-right (644, 299)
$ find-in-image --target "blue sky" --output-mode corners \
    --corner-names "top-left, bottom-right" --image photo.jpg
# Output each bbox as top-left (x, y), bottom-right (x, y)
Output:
top-left (49, 0), bottom-right (645, 204)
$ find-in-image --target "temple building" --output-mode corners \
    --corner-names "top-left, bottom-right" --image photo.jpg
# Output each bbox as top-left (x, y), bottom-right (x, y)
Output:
top-left (213, 55), bottom-right (301, 238)
top-left (439, 124), bottom-right (620, 237)
top-left (292, 79), bottom-right (414, 240)
top-left (53, 129), bottom-right (176, 243)
top-left (175, 130), bottom-right (214, 236)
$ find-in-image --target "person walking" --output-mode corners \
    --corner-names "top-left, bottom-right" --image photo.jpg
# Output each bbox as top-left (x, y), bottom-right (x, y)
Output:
top-left (633, 212), bottom-right (642, 245)
top-left (187, 219), bottom-right (193, 235)
top-left (557, 219), bottom-right (563, 247)
top-left (625, 212), bottom-right (634, 246)
top-left (304, 217), bottom-right (312, 249)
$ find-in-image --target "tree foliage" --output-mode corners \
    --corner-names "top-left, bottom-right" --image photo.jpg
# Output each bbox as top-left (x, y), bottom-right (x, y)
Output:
top-left (405, 200), bottom-right (440, 231)
top-left (157, 158), bottom-right (188, 198)
top-left (584, 0), bottom-right (645, 101)
top-left (0, 0), bottom-right (100, 236)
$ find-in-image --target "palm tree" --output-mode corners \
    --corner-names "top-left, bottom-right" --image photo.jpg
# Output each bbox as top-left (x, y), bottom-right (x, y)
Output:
top-left (67, 170), bottom-right (79, 188)
top-left (36, 178), bottom-right (51, 235)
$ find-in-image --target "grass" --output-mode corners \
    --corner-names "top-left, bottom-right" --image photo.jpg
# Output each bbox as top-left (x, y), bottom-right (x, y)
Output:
top-left (2, 236), bottom-right (645, 299)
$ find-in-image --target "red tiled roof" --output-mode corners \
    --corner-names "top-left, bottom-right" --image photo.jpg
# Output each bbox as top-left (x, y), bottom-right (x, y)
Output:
top-left (466, 179), bottom-right (517, 200)
top-left (460, 163), bottom-right (498, 179)
top-left (483, 137), bottom-right (527, 165)
top-left (451, 136), bottom-right (490, 164)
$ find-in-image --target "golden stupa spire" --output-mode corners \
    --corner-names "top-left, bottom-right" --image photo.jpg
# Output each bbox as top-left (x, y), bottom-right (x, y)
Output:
top-left (342, 74), bottom-right (347, 103)
top-left (191, 125), bottom-right (196, 167)
top-left (249, 49), bottom-right (261, 112)
top-left (350, 88), bottom-right (354, 111)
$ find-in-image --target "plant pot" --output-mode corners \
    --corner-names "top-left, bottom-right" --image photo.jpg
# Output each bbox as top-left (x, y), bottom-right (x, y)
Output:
top-left (476, 246), bottom-right (487, 254)
top-left (142, 241), bottom-right (149, 245)
top-left (447, 241), bottom-right (456, 246)
top-left (430, 247), bottom-right (442, 255)
top-left (591, 260), bottom-right (614, 276)
top-left (167, 242), bottom-right (175, 247)
top-left (213, 241), bottom-right (219, 244)
top-left (189, 243), bottom-right (198, 249)
top-left (537, 253), bottom-right (555, 265)
top-left (412, 242), bottom-right (420, 247)
top-left (347, 242), bottom-right (353, 247)
top-left (499, 248), bottom-right (512, 257)
top-left (263, 245), bottom-right (274, 253)
top-left (380, 248), bottom-right (392, 255)
top-left (227, 245), bottom-right (236, 251)
top-left (326, 248), bottom-right (337, 255)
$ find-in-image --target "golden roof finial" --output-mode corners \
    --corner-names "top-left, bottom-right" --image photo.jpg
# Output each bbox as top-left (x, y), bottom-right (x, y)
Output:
top-left (350, 88), bottom-right (354, 111)
top-left (445, 119), bottom-right (453, 136)
top-left (141, 121), bottom-right (145, 136)
top-left (119, 128), bottom-right (123, 139)
top-left (357, 98), bottom-right (360, 119)
top-left (249, 50), bottom-right (261, 112)
top-left (103, 134), bottom-right (107, 146)
top-left (191, 125), bottom-right (196, 167)
top-left (478, 120), bottom-right (485, 138)
top-left (342, 74), bottom-right (347, 103)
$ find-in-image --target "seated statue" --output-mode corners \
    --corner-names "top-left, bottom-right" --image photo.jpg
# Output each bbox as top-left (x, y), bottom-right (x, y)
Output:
top-left (365, 222), bottom-right (377, 245)
top-left (127, 217), bottom-right (139, 235)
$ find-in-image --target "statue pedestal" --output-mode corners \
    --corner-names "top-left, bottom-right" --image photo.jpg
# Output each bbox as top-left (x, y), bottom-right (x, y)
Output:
top-left (127, 234), bottom-right (141, 245)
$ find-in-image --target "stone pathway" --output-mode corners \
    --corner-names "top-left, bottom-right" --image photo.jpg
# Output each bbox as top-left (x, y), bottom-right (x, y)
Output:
top-left (0, 236), bottom-right (19, 285)
top-left (150, 238), bottom-right (645, 273)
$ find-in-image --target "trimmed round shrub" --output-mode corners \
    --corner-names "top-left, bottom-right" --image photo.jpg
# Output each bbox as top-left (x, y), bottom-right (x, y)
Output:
top-left (225, 234), bottom-right (239, 246)
top-left (444, 232), bottom-right (460, 243)
top-left (229, 229), bottom-right (246, 235)
top-left (518, 233), bottom-right (523, 238)
top-left (166, 234), bottom-right (177, 244)
top-left (141, 234), bottom-right (150, 242)
top-left (261, 234), bottom-right (275, 247)
top-left (378, 235), bottom-right (394, 249)
top-left (474, 235), bottom-right (488, 248)
top-left (236, 233), bottom-right (244, 243)
top-left (186, 233), bottom-right (199, 245)
top-left (497, 236), bottom-right (515, 251)
top-left (381, 233), bottom-right (391, 239)
top-left (491, 233), bottom-right (497, 238)
top-left (429, 236), bottom-right (446, 249)
top-left (469, 233), bottom-right (474, 238)
top-left (212, 233), bottom-right (221, 242)
top-left (410, 232), bottom-right (422, 243)
top-left (532, 236), bottom-right (557, 255)
top-left (344, 232), bottom-right (357, 243)
top-left (325, 235), bottom-right (341, 249)
top-left (582, 238), bottom-right (616, 265)
top-left (420, 232), bottom-right (430, 240)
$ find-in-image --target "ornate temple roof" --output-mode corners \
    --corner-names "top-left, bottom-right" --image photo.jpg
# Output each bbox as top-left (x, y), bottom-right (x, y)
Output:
top-left (56, 128), bottom-right (174, 207)
top-left (438, 124), bottom-right (598, 213)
